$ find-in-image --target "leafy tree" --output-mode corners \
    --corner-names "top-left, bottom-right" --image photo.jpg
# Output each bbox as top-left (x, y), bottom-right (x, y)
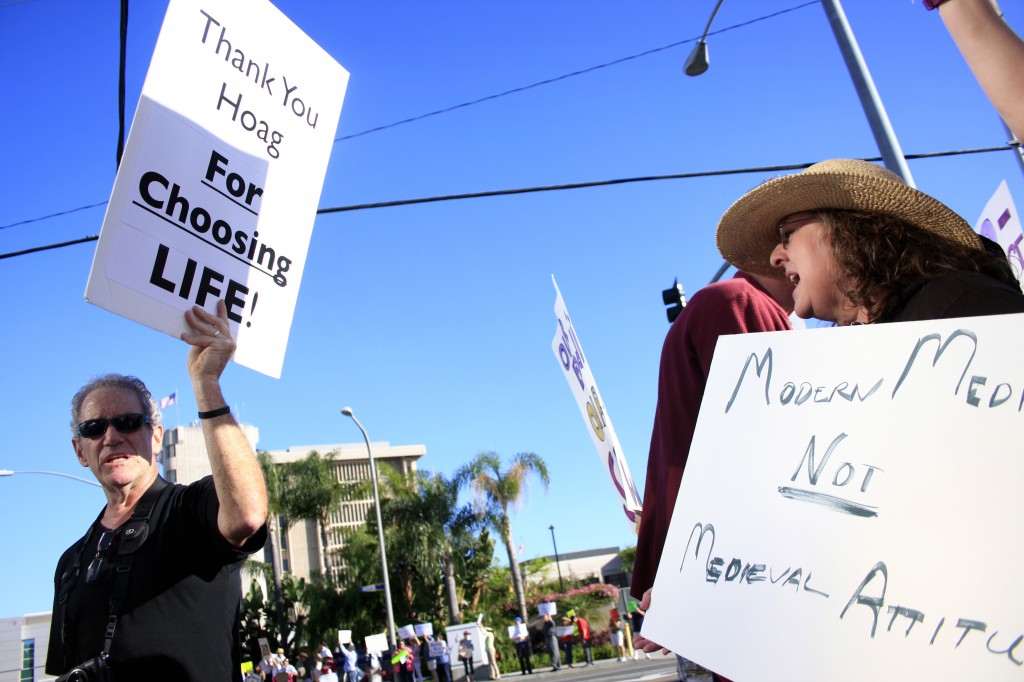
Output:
top-left (276, 449), bottom-right (348, 576)
top-left (617, 545), bottom-right (637, 574)
top-left (372, 469), bottom-right (486, 626)
top-left (333, 526), bottom-right (397, 637)
top-left (454, 452), bottom-right (550, 621)
top-left (257, 450), bottom-right (288, 642)
top-left (240, 570), bottom-right (308, 662)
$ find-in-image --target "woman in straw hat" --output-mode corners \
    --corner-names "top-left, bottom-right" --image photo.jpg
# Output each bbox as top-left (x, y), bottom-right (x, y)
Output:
top-left (716, 158), bottom-right (1024, 325)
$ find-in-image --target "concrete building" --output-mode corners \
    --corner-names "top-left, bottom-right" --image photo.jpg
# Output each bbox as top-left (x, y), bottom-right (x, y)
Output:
top-left (0, 613), bottom-right (51, 682)
top-left (533, 546), bottom-right (631, 588)
top-left (160, 425), bottom-right (426, 583)
top-left (258, 440), bottom-right (425, 580)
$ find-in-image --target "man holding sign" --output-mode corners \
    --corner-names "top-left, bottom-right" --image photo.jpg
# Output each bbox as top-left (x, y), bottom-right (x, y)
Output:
top-left (45, 302), bottom-right (268, 682)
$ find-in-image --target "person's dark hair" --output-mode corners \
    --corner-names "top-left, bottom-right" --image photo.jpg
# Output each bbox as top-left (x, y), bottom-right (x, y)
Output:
top-left (70, 373), bottom-right (161, 439)
top-left (818, 209), bottom-right (1020, 322)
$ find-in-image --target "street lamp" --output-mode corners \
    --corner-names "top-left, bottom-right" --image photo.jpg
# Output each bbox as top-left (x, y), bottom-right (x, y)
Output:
top-left (340, 407), bottom-right (398, 650)
top-left (683, 0), bottom-right (723, 76)
top-left (685, 0), bottom-right (915, 186)
top-left (0, 469), bottom-right (101, 487)
top-left (548, 525), bottom-right (565, 593)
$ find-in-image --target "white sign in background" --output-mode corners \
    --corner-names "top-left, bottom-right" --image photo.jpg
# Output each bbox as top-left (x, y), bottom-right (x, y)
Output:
top-left (364, 632), bottom-right (388, 655)
top-left (975, 180), bottom-right (1024, 284)
top-left (86, 0), bottom-right (348, 378)
top-left (551, 276), bottom-right (643, 532)
top-left (642, 314), bottom-right (1024, 681)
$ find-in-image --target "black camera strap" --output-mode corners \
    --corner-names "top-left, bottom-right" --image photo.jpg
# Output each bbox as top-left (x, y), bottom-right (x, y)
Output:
top-left (58, 476), bottom-right (171, 665)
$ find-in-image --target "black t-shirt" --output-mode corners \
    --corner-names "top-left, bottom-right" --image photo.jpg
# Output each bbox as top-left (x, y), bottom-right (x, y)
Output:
top-left (885, 272), bottom-right (1024, 322)
top-left (46, 476), bottom-right (267, 682)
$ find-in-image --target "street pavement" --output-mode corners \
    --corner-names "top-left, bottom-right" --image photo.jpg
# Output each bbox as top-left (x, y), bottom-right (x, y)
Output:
top-left (481, 655), bottom-right (712, 682)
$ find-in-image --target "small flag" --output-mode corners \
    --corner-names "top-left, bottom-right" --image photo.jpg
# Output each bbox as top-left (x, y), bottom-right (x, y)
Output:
top-left (159, 392), bottom-right (177, 409)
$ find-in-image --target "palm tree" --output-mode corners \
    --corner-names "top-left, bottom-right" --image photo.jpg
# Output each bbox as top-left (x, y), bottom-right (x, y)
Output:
top-left (257, 451), bottom-right (288, 643)
top-left (276, 450), bottom-right (348, 576)
top-left (454, 452), bottom-right (549, 621)
top-left (376, 469), bottom-right (481, 625)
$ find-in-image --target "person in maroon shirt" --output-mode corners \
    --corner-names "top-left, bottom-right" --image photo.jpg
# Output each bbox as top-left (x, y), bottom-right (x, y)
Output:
top-left (631, 271), bottom-right (794, 682)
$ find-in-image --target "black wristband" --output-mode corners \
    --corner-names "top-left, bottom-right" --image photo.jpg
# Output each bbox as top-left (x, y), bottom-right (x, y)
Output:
top-left (198, 406), bottom-right (231, 419)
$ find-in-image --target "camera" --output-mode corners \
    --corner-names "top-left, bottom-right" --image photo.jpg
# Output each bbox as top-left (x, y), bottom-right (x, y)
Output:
top-left (55, 655), bottom-right (112, 682)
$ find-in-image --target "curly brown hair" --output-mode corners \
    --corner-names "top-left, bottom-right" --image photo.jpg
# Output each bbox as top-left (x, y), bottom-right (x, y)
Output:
top-left (817, 209), bottom-right (1018, 322)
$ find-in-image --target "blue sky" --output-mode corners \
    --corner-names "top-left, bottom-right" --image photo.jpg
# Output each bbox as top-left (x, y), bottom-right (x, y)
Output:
top-left (2, 0), bottom-right (1022, 618)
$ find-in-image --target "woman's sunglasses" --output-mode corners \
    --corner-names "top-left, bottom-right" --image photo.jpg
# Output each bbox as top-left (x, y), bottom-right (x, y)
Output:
top-left (76, 413), bottom-right (151, 440)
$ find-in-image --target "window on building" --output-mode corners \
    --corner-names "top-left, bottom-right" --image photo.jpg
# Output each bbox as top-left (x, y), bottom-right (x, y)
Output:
top-left (21, 638), bottom-right (35, 682)
top-left (604, 573), bottom-right (629, 588)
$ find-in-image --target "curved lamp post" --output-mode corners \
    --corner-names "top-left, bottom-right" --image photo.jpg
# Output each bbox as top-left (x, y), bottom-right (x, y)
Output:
top-left (0, 469), bottom-right (101, 487)
top-left (683, 0), bottom-right (723, 76)
top-left (340, 407), bottom-right (398, 650)
top-left (685, 0), bottom-right (913, 185)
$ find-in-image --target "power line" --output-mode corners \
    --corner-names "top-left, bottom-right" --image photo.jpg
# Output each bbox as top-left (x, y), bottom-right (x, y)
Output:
top-left (0, 202), bottom-right (109, 232)
top-left (1, 144), bottom-right (1015, 261)
top-left (1, 1), bottom-right (820, 235)
top-left (335, 1), bottom-right (820, 142)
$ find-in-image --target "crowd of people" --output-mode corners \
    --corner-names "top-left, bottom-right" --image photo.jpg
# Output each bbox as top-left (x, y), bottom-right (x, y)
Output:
top-left (250, 608), bottom-right (652, 682)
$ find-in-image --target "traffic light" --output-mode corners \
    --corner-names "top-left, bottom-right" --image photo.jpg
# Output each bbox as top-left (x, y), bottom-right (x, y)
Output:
top-left (662, 279), bottom-right (686, 323)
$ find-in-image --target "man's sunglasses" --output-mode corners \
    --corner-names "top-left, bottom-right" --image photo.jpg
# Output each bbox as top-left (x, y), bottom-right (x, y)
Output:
top-left (85, 530), bottom-right (115, 584)
top-left (76, 413), bottom-right (151, 440)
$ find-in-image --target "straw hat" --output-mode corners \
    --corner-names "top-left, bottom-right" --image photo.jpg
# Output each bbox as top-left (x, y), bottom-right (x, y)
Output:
top-left (716, 158), bottom-right (981, 278)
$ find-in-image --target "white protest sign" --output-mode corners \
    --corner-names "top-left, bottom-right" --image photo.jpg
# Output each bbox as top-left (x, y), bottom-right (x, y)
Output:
top-left (551, 276), bottom-right (642, 532)
top-left (338, 629), bottom-right (352, 645)
top-left (364, 633), bottom-right (388, 654)
top-left (414, 623), bottom-right (434, 637)
top-left (537, 601), bottom-right (557, 616)
top-left (643, 314), bottom-right (1024, 681)
top-left (428, 641), bottom-right (446, 657)
top-left (975, 180), bottom-right (1024, 283)
top-left (86, 0), bottom-right (348, 378)
top-left (555, 626), bottom-right (573, 638)
top-left (507, 624), bottom-right (527, 640)
top-left (397, 624), bottom-right (416, 640)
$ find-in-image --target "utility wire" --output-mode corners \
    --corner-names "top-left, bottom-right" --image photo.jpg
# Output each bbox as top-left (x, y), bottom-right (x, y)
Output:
top-left (0, 0), bottom-right (821, 233)
top-left (0, 202), bottom-right (109, 231)
top-left (335, 1), bottom-right (819, 143)
top-left (1, 144), bottom-right (1016, 261)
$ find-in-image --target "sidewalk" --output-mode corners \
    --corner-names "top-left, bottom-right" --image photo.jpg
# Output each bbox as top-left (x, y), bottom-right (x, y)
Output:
top-left (472, 654), bottom-right (713, 682)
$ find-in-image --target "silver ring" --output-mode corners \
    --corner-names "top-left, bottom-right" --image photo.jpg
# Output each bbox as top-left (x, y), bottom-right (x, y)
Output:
top-left (212, 329), bottom-right (221, 337)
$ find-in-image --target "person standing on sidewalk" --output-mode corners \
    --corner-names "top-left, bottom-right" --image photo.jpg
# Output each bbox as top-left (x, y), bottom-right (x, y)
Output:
top-left (541, 614), bottom-right (560, 671)
top-left (558, 618), bottom-right (574, 668)
top-left (511, 617), bottom-right (533, 675)
top-left (571, 615), bottom-right (592, 667)
top-left (483, 626), bottom-right (501, 679)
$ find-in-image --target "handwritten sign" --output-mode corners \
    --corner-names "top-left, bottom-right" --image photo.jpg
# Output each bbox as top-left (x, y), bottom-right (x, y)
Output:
top-left (86, 0), bottom-right (348, 378)
top-left (642, 314), bottom-right (1024, 681)
top-left (428, 641), bottom-right (446, 658)
top-left (508, 624), bottom-right (528, 640)
top-left (537, 601), bottom-right (557, 616)
top-left (414, 623), bottom-right (434, 637)
top-left (551, 276), bottom-right (642, 531)
top-left (397, 624), bottom-right (416, 640)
